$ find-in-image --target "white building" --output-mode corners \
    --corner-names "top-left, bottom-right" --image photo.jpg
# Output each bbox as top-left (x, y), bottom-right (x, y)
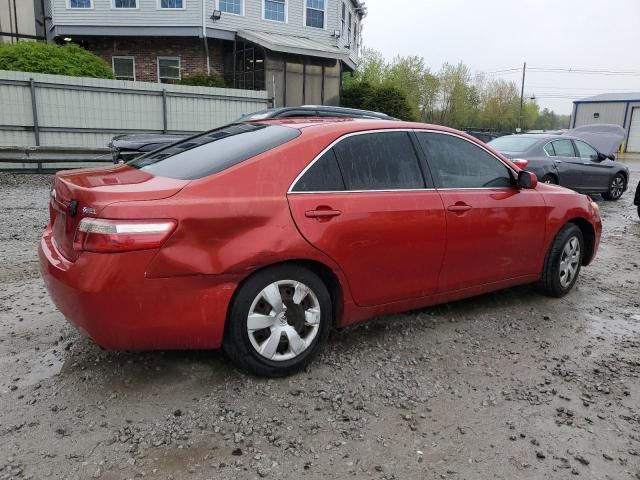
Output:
top-left (572, 93), bottom-right (640, 153)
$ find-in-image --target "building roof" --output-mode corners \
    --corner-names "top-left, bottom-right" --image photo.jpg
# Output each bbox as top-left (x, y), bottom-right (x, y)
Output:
top-left (238, 30), bottom-right (355, 69)
top-left (575, 92), bottom-right (640, 103)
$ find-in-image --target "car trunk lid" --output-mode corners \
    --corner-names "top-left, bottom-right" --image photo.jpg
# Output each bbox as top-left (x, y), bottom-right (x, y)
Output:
top-left (50, 164), bottom-right (189, 261)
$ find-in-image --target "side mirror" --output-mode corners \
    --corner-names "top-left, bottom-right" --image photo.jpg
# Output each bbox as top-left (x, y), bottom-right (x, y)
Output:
top-left (597, 152), bottom-right (607, 162)
top-left (518, 170), bottom-right (538, 189)
top-left (607, 154), bottom-right (615, 160)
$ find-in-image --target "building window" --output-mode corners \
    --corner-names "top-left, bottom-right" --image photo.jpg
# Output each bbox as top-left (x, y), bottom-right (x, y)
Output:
top-left (305, 0), bottom-right (325, 28)
top-left (113, 0), bottom-right (137, 7)
top-left (219, 0), bottom-right (241, 14)
top-left (264, 0), bottom-right (285, 22)
top-left (159, 0), bottom-right (184, 8)
top-left (347, 11), bottom-right (352, 46)
top-left (594, 112), bottom-right (600, 119)
top-left (353, 21), bottom-right (357, 47)
top-left (341, 3), bottom-right (346, 36)
top-left (158, 57), bottom-right (181, 83)
top-left (112, 57), bottom-right (135, 81)
top-left (69, 0), bottom-right (92, 8)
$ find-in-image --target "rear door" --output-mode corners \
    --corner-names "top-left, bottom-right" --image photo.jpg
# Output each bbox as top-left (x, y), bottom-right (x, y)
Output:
top-left (415, 131), bottom-right (547, 292)
top-left (287, 130), bottom-right (446, 307)
top-left (549, 139), bottom-right (585, 190)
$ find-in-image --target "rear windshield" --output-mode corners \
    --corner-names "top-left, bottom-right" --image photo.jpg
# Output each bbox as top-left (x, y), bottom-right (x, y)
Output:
top-left (488, 136), bottom-right (540, 153)
top-left (129, 123), bottom-right (300, 180)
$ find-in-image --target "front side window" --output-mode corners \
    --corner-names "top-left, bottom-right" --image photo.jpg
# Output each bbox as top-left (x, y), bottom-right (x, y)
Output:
top-left (264, 0), bottom-right (285, 21)
top-left (306, 0), bottom-right (325, 28)
top-left (220, 0), bottom-right (241, 14)
top-left (293, 149), bottom-right (344, 192)
top-left (417, 132), bottom-right (512, 189)
top-left (333, 132), bottom-right (425, 190)
top-left (69, 0), bottom-right (92, 8)
top-left (112, 57), bottom-right (135, 81)
top-left (160, 0), bottom-right (184, 8)
top-left (574, 140), bottom-right (599, 161)
top-left (114, 0), bottom-right (136, 7)
top-left (551, 139), bottom-right (576, 158)
top-left (157, 57), bottom-right (180, 83)
top-left (130, 124), bottom-right (301, 180)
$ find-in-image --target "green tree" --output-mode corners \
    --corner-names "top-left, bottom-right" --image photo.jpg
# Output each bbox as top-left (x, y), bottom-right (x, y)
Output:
top-left (0, 42), bottom-right (113, 79)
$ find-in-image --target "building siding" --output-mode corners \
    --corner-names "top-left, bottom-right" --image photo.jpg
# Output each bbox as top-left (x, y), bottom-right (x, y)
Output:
top-left (573, 103), bottom-right (627, 129)
top-left (49, 0), bottom-right (362, 64)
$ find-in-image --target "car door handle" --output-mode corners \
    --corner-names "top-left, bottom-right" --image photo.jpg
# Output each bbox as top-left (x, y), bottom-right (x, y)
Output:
top-left (554, 159), bottom-right (563, 163)
top-left (305, 208), bottom-right (342, 219)
top-left (447, 203), bottom-right (472, 213)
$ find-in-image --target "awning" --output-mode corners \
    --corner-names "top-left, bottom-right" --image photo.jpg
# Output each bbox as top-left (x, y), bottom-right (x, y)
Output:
top-left (237, 29), bottom-right (355, 70)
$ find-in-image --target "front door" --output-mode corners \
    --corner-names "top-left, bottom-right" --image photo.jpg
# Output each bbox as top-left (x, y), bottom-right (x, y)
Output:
top-left (415, 131), bottom-right (547, 292)
top-left (573, 139), bottom-right (615, 192)
top-left (287, 131), bottom-right (447, 307)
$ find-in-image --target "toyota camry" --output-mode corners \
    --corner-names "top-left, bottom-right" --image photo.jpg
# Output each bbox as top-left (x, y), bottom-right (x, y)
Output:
top-left (40, 119), bottom-right (602, 377)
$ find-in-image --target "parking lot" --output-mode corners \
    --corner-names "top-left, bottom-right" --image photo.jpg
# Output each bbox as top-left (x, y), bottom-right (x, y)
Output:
top-left (0, 156), bottom-right (639, 480)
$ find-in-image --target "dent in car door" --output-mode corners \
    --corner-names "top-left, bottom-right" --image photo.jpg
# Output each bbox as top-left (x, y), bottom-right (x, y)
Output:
top-left (287, 132), bottom-right (447, 307)
top-left (416, 131), bottom-right (547, 292)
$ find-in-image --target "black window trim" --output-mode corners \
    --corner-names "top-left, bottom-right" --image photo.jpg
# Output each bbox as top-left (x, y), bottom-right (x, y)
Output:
top-left (288, 129), bottom-right (436, 194)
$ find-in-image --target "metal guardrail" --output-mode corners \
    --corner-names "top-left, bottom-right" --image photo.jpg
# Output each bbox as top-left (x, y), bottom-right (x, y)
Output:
top-left (0, 146), bottom-right (113, 172)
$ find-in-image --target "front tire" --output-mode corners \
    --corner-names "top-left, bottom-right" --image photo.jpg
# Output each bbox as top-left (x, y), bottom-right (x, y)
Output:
top-left (224, 265), bottom-right (332, 377)
top-left (540, 224), bottom-right (584, 298)
top-left (602, 173), bottom-right (626, 201)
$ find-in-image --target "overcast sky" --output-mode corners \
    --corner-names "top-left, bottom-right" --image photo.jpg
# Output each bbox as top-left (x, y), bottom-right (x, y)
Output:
top-left (362, 0), bottom-right (640, 114)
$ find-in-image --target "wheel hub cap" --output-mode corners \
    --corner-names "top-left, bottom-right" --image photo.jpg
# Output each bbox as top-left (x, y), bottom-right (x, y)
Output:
top-left (247, 280), bottom-right (321, 362)
top-left (559, 236), bottom-right (581, 288)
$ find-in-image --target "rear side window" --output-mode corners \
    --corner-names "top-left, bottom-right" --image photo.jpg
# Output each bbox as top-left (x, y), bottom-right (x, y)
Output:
top-left (332, 132), bottom-right (425, 190)
top-left (543, 143), bottom-right (555, 156)
top-left (129, 123), bottom-right (300, 180)
top-left (551, 139), bottom-right (576, 157)
top-left (293, 149), bottom-right (345, 192)
top-left (416, 132), bottom-right (512, 189)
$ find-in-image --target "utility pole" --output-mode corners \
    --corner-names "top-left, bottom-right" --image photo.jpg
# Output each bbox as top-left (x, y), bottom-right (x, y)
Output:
top-left (518, 62), bottom-right (527, 132)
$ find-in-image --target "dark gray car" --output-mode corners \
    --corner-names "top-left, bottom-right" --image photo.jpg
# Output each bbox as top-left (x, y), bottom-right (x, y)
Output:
top-left (488, 133), bottom-right (630, 200)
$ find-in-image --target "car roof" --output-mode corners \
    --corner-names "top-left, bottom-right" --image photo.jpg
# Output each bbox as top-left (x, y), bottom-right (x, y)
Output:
top-left (252, 117), bottom-right (461, 134)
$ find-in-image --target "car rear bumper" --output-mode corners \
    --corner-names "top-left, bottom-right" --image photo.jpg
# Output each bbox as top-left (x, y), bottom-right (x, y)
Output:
top-left (38, 224), bottom-right (237, 350)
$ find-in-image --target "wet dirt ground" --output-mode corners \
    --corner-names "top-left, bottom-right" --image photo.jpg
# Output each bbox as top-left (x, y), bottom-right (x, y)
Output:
top-left (0, 157), bottom-right (639, 480)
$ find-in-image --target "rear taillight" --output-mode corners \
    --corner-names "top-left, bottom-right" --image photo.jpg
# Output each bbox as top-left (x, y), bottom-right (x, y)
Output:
top-left (73, 218), bottom-right (177, 253)
top-left (511, 158), bottom-right (529, 169)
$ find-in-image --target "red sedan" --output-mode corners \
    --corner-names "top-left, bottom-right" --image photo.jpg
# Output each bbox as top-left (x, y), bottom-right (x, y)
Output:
top-left (39, 119), bottom-right (602, 376)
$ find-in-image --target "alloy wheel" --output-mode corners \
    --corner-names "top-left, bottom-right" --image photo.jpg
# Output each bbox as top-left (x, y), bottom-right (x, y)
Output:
top-left (558, 236), bottom-right (581, 288)
top-left (609, 175), bottom-right (625, 199)
top-left (247, 280), bottom-right (321, 362)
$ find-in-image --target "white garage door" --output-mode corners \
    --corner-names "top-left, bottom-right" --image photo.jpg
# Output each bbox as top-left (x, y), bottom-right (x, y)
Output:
top-left (627, 107), bottom-right (640, 153)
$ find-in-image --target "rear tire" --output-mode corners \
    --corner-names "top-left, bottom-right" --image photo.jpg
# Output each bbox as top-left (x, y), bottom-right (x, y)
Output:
top-left (540, 174), bottom-right (557, 185)
top-left (223, 265), bottom-right (332, 377)
top-left (540, 224), bottom-right (584, 298)
top-left (601, 173), bottom-right (626, 201)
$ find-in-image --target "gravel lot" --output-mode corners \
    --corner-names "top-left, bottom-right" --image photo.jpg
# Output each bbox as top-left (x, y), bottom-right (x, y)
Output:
top-left (0, 158), bottom-right (639, 480)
